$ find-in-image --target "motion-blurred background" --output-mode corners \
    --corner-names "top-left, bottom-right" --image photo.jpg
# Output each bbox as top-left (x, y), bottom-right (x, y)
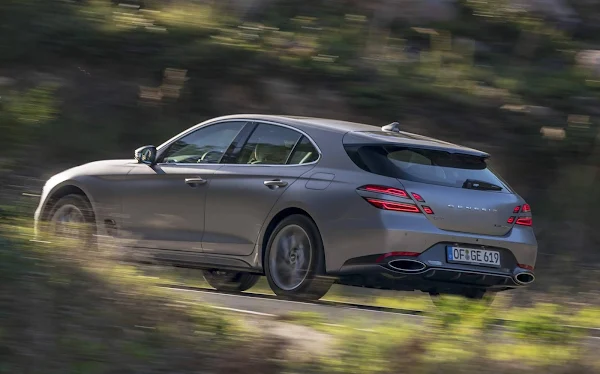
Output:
top-left (2, 0), bottom-right (600, 372)
top-left (3, 0), bottom-right (600, 295)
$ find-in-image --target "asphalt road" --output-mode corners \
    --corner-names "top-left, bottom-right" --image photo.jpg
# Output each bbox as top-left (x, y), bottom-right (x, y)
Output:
top-left (163, 284), bottom-right (423, 325)
top-left (162, 285), bottom-right (426, 355)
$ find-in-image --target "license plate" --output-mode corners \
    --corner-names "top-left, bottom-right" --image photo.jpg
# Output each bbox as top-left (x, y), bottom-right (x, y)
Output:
top-left (446, 246), bottom-right (500, 267)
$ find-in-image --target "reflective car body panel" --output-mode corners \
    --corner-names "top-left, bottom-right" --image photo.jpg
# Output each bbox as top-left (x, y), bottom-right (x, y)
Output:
top-left (202, 163), bottom-right (315, 256)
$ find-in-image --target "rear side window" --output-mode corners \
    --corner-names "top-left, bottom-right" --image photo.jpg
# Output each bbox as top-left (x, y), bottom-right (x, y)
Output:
top-left (236, 123), bottom-right (302, 165)
top-left (287, 136), bottom-right (319, 164)
top-left (345, 144), bottom-right (509, 190)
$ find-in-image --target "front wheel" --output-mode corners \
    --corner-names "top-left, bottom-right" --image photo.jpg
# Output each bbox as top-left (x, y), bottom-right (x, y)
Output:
top-left (264, 214), bottom-right (333, 301)
top-left (202, 270), bottom-right (260, 292)
top-left (46, 194), bottom-right (96, 250)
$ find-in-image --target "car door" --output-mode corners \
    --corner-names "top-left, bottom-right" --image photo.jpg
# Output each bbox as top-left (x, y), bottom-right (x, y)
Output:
top-left (119, 120), bottom-right (249, 251)
top-left (202, 122), bottom-right (320, 256)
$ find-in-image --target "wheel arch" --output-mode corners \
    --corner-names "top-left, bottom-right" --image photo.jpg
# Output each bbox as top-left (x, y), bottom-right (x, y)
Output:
top-left (41, 182), bottom-right (96, 223)
top-left (259, 206), bottom-right (324, 272)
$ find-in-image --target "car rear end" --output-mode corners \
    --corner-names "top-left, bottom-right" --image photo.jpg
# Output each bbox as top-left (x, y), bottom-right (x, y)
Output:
top-left (330, 130), bottom-right (537, 296)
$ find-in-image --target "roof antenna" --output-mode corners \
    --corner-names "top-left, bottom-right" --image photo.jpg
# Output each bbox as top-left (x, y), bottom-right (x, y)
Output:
top-left (382, 121), bottom-right (401, 133)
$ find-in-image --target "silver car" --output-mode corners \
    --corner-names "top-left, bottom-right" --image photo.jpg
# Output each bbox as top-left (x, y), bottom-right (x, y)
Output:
top-left (34, 114), bottom-right (537, 302)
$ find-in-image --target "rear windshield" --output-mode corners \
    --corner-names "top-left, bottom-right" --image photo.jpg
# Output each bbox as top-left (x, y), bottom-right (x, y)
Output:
top-left (344, 144), bottom-right (510, 191)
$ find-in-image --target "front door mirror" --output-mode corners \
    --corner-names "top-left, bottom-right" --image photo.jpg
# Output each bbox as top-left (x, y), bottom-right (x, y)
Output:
top-left (134, 145), bottom-right (157, 165)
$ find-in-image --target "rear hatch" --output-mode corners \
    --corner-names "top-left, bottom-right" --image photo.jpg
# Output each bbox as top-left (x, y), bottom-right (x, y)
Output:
top-left (399, 179), bottom-right (520, 236)
top-left (344, 131), bottom-right (520, 236)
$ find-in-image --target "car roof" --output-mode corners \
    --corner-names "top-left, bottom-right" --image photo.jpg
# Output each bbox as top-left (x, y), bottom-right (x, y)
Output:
top-left (212, 114), bottom-right (489, 158)
top-left (214, 114), bottom-right (375, 132)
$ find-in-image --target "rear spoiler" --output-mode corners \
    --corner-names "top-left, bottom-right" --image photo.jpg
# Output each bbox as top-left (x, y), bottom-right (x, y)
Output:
top-left (347, 122), bottom-right (490, 159)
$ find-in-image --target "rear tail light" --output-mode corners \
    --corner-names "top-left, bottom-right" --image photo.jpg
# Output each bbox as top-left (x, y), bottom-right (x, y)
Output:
top-left (361, 185), bottom-right (409, 199)
top-left (518, 263), bottom-right (534, 271)
top-left (411, 192), bottom-right (425, 202)
top-left (510, 204), bottom-right (532, 226)
top-left (359, 185), bottom-right (429, 214)
top-left (376, 251), bottom-right (420, 263)
top-left (365, 198), bottom-right (421, 213)
top-left (515, 217), bottom-right (532, 226)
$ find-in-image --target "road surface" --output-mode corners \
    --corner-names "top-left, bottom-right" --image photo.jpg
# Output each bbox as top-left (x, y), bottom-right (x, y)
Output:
top-left (162, 284), bottom-right (600, 339)
top-left (163, 284), bottom-right (423, 324)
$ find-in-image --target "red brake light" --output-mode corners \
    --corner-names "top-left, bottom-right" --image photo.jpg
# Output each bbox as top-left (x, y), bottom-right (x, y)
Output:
top-left (515, 217), bottom-right (532, 226)
top-left (422, 206), bottom-right (434, 214)
top-left (376, 251), bottom-right (420, 263)
top-left (522, 204), bottom-right (531, 213)
top-left (365, 198), bottom-right (421, 213)
top-left (507, 216), bottom-right (515, 224)
top-left (411, 192), bottom-right (425, 202)
top-left (513, 206), bottom-right (521, 213)
top-left (518, 263), bottom-right (534, 271)
top-left (362, 185), bottom-right (409, 199)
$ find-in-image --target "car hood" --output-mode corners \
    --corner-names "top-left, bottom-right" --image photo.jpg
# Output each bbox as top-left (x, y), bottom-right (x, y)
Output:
top-left (44, 159), bottom-right (136, 189)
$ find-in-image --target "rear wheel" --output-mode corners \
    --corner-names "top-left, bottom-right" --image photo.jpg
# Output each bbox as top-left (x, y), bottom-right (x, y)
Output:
top-left (264, 214), bottom-right (333, 301)
top-left (47, 194), bottom-right (96, 250)
top-left (202, 270), bottom-right (260, 292)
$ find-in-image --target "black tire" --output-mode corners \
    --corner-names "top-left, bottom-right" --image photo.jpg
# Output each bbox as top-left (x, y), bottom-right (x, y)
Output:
top-left (264, 214), bottom-right (333, 301)
top-left (202, 270), bottom-right (260, 292)
top-left (46, 194), bottom-right (96, 250)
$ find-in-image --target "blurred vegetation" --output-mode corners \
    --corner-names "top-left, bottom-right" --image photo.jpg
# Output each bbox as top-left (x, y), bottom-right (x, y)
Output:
top-left (161, 263), bottom-right (600, 330)
top-left (2, 0), bottom-right (600, 370)
top-left (1, 219), bottom-right (599, 373)
top-left (0, 0), bottom-right (598, 299)
top-left (1, 0), bottom-right (599, 158)
top-left (0, 220), bottom-right (288, 373)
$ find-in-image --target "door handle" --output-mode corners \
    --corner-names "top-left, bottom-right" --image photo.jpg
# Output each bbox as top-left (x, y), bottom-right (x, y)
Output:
top-left (185, 177), bottom-right (207, 186)
top-left (263, 179), bottom-right (288, 188)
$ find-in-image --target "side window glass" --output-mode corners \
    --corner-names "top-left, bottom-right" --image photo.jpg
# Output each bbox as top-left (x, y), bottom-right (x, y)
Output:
top-left (236, 124), bottom-right (302, 165)
top-left (161, 121), bottom-right (245, 164)
top-left (287, 136), bottom-right (319, 164)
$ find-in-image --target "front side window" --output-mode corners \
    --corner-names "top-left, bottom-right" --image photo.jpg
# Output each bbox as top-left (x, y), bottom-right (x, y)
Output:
top-left (161, 121), bottom-right (245, 164)
top-left (236, 123), bottom-right (302, 165)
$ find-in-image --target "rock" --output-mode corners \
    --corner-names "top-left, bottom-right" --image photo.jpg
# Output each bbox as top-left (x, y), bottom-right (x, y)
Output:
top-left (576, 50), bottom-right (600, 76)
top-left (540, 126), bottom-right (566, 140)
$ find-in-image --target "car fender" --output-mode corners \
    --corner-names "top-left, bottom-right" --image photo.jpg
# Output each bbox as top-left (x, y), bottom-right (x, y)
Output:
top-left (254, 177), bottom-right (325, 271)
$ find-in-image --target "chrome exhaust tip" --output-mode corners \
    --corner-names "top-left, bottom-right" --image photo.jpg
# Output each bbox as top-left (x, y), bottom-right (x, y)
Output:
top-left (514, 272), bottom-right (535, 285)
top-left (388, 259), bottom-right (427, 273)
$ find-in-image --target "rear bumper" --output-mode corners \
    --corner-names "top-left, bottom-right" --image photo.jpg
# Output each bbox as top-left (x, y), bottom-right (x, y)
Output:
top-left (322, 209), bottom-right (538, 272)
top-left (330, 245), bottom-right (535, 294)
